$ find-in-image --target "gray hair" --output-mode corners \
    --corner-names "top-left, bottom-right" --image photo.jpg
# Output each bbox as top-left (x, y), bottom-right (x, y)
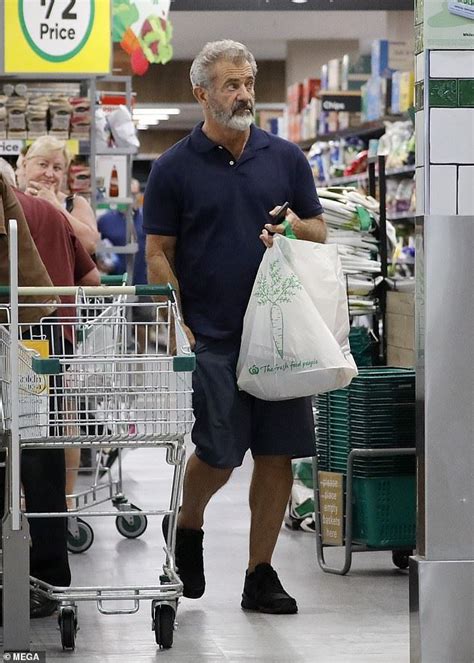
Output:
top-left (0, 158), bottom-right (17, 187)
top-left (190, 40), bottom-right (257, 89)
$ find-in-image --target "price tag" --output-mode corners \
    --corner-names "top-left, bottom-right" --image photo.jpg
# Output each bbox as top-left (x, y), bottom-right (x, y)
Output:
top-left (4, 0), bottom-right (111, 74)
top-left (19, 0), bottom-right (94, 63)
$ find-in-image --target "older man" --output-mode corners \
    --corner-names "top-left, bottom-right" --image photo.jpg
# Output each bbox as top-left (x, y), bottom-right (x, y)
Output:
top-left (144, 41), bottom-right (325, 614)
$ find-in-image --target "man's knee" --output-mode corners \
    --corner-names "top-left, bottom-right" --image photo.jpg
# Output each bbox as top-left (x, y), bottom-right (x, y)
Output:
top-left (253, 454), bottom-right (292, 470)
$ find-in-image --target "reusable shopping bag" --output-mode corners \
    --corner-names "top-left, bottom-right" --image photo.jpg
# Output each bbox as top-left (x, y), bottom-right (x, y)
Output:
top-left (236, 235), bottom-right (357, 400)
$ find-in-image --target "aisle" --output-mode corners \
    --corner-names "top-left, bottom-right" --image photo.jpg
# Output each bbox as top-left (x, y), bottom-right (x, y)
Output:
top-left (29, 446), bottom-right (410, 662)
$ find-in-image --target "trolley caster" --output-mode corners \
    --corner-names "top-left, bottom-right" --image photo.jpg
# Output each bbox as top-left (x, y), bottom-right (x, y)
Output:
top-left (58, 607), bottom-right (77, 651)
top-left (392, 550), bottom-right (412, 570)
top-left (116, 505), bottom-right (148, 539)
top-left (153, 603), bottom-right (175, 649)
top-left (67, 517), bottom-right (94, 554)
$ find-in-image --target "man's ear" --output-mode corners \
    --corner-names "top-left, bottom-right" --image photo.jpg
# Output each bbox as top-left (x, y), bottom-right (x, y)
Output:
top-left (193, 86), bottom-right (208, 106)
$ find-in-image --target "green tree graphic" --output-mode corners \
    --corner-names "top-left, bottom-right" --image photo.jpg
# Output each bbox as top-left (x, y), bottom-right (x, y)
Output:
top-left (254, 260), bottom-right (302, 359)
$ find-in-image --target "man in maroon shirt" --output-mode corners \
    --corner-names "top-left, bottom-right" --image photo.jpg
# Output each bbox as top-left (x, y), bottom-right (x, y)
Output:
top-left (0, 163), bottom-right (99, 618)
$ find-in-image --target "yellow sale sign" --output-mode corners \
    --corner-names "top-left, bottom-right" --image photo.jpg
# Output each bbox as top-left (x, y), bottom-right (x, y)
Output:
top-left (4, 0), bottom-right (111, 74)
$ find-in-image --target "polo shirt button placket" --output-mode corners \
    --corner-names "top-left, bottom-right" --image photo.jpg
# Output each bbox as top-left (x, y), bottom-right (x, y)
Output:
top-left (229, 160), bottom-right (235, 166)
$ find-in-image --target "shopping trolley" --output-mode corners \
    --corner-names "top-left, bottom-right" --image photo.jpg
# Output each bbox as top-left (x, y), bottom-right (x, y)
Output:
top-left (1, 220), bottom-right (195, 652)
top-left (63, 273), bottom-right (149, 554)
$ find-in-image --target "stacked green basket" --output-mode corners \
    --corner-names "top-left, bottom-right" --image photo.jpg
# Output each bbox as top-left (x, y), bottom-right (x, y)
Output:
top-left (315, 367), bottom-right (416, 548)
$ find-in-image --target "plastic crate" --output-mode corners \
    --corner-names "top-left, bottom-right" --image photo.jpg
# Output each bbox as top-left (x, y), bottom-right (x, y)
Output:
top-left (352, 475), bottom-right (416, 548)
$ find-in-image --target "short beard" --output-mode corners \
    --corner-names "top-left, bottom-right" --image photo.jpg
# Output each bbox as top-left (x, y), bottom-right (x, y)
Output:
top-left (208, 99), bottom-right (255, 132)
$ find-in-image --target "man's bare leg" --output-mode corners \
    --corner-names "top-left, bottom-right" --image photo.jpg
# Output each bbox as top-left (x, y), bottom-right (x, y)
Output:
top-left (248, 455), bottom-right (293, 572)
top-left (241, 455), bottom-right (297, 614)
top-left (178, 453), bottom-right (233, 530)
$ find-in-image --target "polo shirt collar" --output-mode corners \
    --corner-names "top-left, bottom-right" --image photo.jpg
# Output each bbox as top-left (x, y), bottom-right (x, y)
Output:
top-left (190, 122), bottom-right (270, 154)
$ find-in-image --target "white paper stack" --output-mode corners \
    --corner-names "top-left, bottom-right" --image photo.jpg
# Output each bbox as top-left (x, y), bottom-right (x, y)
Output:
top-left (317, 187), bottom-right (390, 316)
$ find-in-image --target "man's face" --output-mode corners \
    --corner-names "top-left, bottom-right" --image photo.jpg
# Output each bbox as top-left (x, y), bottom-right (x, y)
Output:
top-left (205, 59), bottom-right (255, 131)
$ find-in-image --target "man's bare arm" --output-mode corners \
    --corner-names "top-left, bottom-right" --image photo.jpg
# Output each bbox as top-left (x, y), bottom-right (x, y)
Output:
top-left (146, 234), bottom-right (195, 348)
top-left (261, 208), bottom-right (327, 247)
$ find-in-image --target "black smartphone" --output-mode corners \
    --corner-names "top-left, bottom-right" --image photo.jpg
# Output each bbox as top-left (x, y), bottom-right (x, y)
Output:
top-left (267, 202), bottom-right (289, 235)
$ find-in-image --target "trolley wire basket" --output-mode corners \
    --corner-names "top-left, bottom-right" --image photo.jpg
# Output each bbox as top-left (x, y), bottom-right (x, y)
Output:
top-left (0, 219), bottom-right (195, 652)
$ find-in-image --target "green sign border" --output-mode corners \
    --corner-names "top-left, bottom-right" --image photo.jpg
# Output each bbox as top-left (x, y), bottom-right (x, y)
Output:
top-left (19, 0), bottom-right (95, 63)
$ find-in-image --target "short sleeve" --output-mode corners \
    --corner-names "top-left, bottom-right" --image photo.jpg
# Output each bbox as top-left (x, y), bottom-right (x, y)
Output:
top-left (291, 148), bottom-right (324, 219)
top-left (66, 220), bottom-right (96, 282)
top-left (143, 157), bottom-right (181, 236)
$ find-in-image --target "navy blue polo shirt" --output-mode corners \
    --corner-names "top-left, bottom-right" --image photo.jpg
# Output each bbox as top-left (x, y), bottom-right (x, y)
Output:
top-left (143, 122), bottom-right (323, 340)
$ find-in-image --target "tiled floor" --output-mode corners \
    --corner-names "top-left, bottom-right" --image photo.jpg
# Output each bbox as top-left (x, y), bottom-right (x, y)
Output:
top-left (4, 445), bottom-right (410, 662)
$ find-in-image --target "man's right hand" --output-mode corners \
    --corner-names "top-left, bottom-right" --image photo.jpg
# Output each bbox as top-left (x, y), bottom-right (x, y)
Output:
top-left (171, 323), bottom-right (195, 355)
top-left (182, 323), bottom-right (196, 350)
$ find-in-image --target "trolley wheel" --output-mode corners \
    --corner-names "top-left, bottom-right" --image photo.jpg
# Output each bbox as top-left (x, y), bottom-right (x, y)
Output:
top-left (154, 604), bottom-right (175, 649)
top-left (392, 550), bottom-right (412, 570)
top-left (58, 607), bottom-right (77, 651)
top-left (67, 518), bottom-right (94, 554)
top-left (116, 506), bottom-right (148, 539)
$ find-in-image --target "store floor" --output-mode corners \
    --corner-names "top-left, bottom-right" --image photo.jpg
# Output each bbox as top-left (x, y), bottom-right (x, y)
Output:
top-left (26, 445), bottom-right (409, 662)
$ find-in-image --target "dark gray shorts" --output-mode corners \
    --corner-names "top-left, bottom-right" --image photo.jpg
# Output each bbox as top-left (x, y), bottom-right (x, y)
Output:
top-left (191, 336), bottom-right (316, 469)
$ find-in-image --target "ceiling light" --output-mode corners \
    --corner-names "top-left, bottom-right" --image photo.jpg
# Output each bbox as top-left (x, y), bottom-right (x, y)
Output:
top-left (133, 114), bottom-right (170, 123)
top-left (291, 0), bottom-right (308, 3)
top-left (133, 107), bottom-right (180, 115)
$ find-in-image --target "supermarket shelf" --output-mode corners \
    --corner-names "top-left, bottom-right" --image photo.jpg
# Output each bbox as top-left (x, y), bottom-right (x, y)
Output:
top-left (317, 165), bottom-right (415, 188)
top-left (98, 197), bottom-right (134, 205)
top-left (96, 241), bottom-right (138, 255)
top-left (297, 115), bottom-right (411, 150)
top-left (0, 138), bottom-right (91, 157)
top-left (387, 212), bottom-right (416, 224)
top-left (96, 147), bottom-right (138, 156)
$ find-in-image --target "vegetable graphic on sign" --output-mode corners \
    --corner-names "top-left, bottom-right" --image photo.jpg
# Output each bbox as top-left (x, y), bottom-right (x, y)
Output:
top-left (254, 260), bottom-right (302, 359)
top-left (113, 0), bottom-right (173, 75)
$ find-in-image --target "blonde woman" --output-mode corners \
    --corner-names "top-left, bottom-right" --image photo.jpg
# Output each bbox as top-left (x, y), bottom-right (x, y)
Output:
top-left (20, 135), bottom-right (99, 255)
top-left (20, 136), bottom-right (99, 509)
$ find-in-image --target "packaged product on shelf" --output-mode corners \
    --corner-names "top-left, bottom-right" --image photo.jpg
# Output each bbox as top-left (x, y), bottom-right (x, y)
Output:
top-left (95, 108), bottom-right (111, 150)
top-left (391, 71), bottom-right (415, 115)
top-left (107, 105), bottom-right (139, 149)
top-left (69, 97), bottom-right (91, 139)
top-left (328, 58), bottom-right (342, 90)
top-left (341, 53), bottom-right (371, 91)
top-left (95, 155), bottom-right (127, 199)
top-left (394, 178), bottom-right (416, 214)
top-left (378, 120), bottom-right (415, 169)
top-left (49, 97), bottom-right (72, 133)
top-left (371, 40), bottom-right (413, 78)
top-left (302, 78), bottom-right (321, 106)
top-left (68, 162), bottom-right (91, 194)
top-left (0, 98), bottom-right (6, 139)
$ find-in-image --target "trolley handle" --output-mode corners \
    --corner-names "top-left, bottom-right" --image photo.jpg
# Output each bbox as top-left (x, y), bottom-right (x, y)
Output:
top-left (100, 274), bottom-right (128, 286)
top-left (0, 283), bottom-right (176, 300)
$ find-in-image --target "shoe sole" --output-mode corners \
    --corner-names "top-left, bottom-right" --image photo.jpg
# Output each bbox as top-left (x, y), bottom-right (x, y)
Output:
top-left (183, 586), bottom-right (205, 599)
top-left (241, 598), bottom-right (298, 615)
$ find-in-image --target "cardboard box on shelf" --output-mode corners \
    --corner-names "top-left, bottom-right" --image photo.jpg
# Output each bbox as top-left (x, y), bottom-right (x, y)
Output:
top-left (386, 292), bottom-right (415, 368)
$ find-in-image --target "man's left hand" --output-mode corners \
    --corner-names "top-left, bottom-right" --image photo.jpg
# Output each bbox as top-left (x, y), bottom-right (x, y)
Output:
top-left (260, 206), bottom-right (299, 248)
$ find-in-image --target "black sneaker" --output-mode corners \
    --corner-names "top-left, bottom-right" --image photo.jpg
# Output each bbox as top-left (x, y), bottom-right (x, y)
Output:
top-left (162, 514), bottom-right (205, 599)
top-left (241, 563), bottom-right (298, 614)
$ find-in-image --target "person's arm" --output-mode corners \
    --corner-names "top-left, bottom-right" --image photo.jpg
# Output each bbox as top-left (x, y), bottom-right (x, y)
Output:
top-left (261, 208), bottom-right (327, 247)
top-left (77, 266), bottom-right (100, 286)
top-left (26, 183), bottom-right (99, 254)
top-left (61, 196), bottom-right (100, 255)
top-left (146, 234), bottom-right (195, 348)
